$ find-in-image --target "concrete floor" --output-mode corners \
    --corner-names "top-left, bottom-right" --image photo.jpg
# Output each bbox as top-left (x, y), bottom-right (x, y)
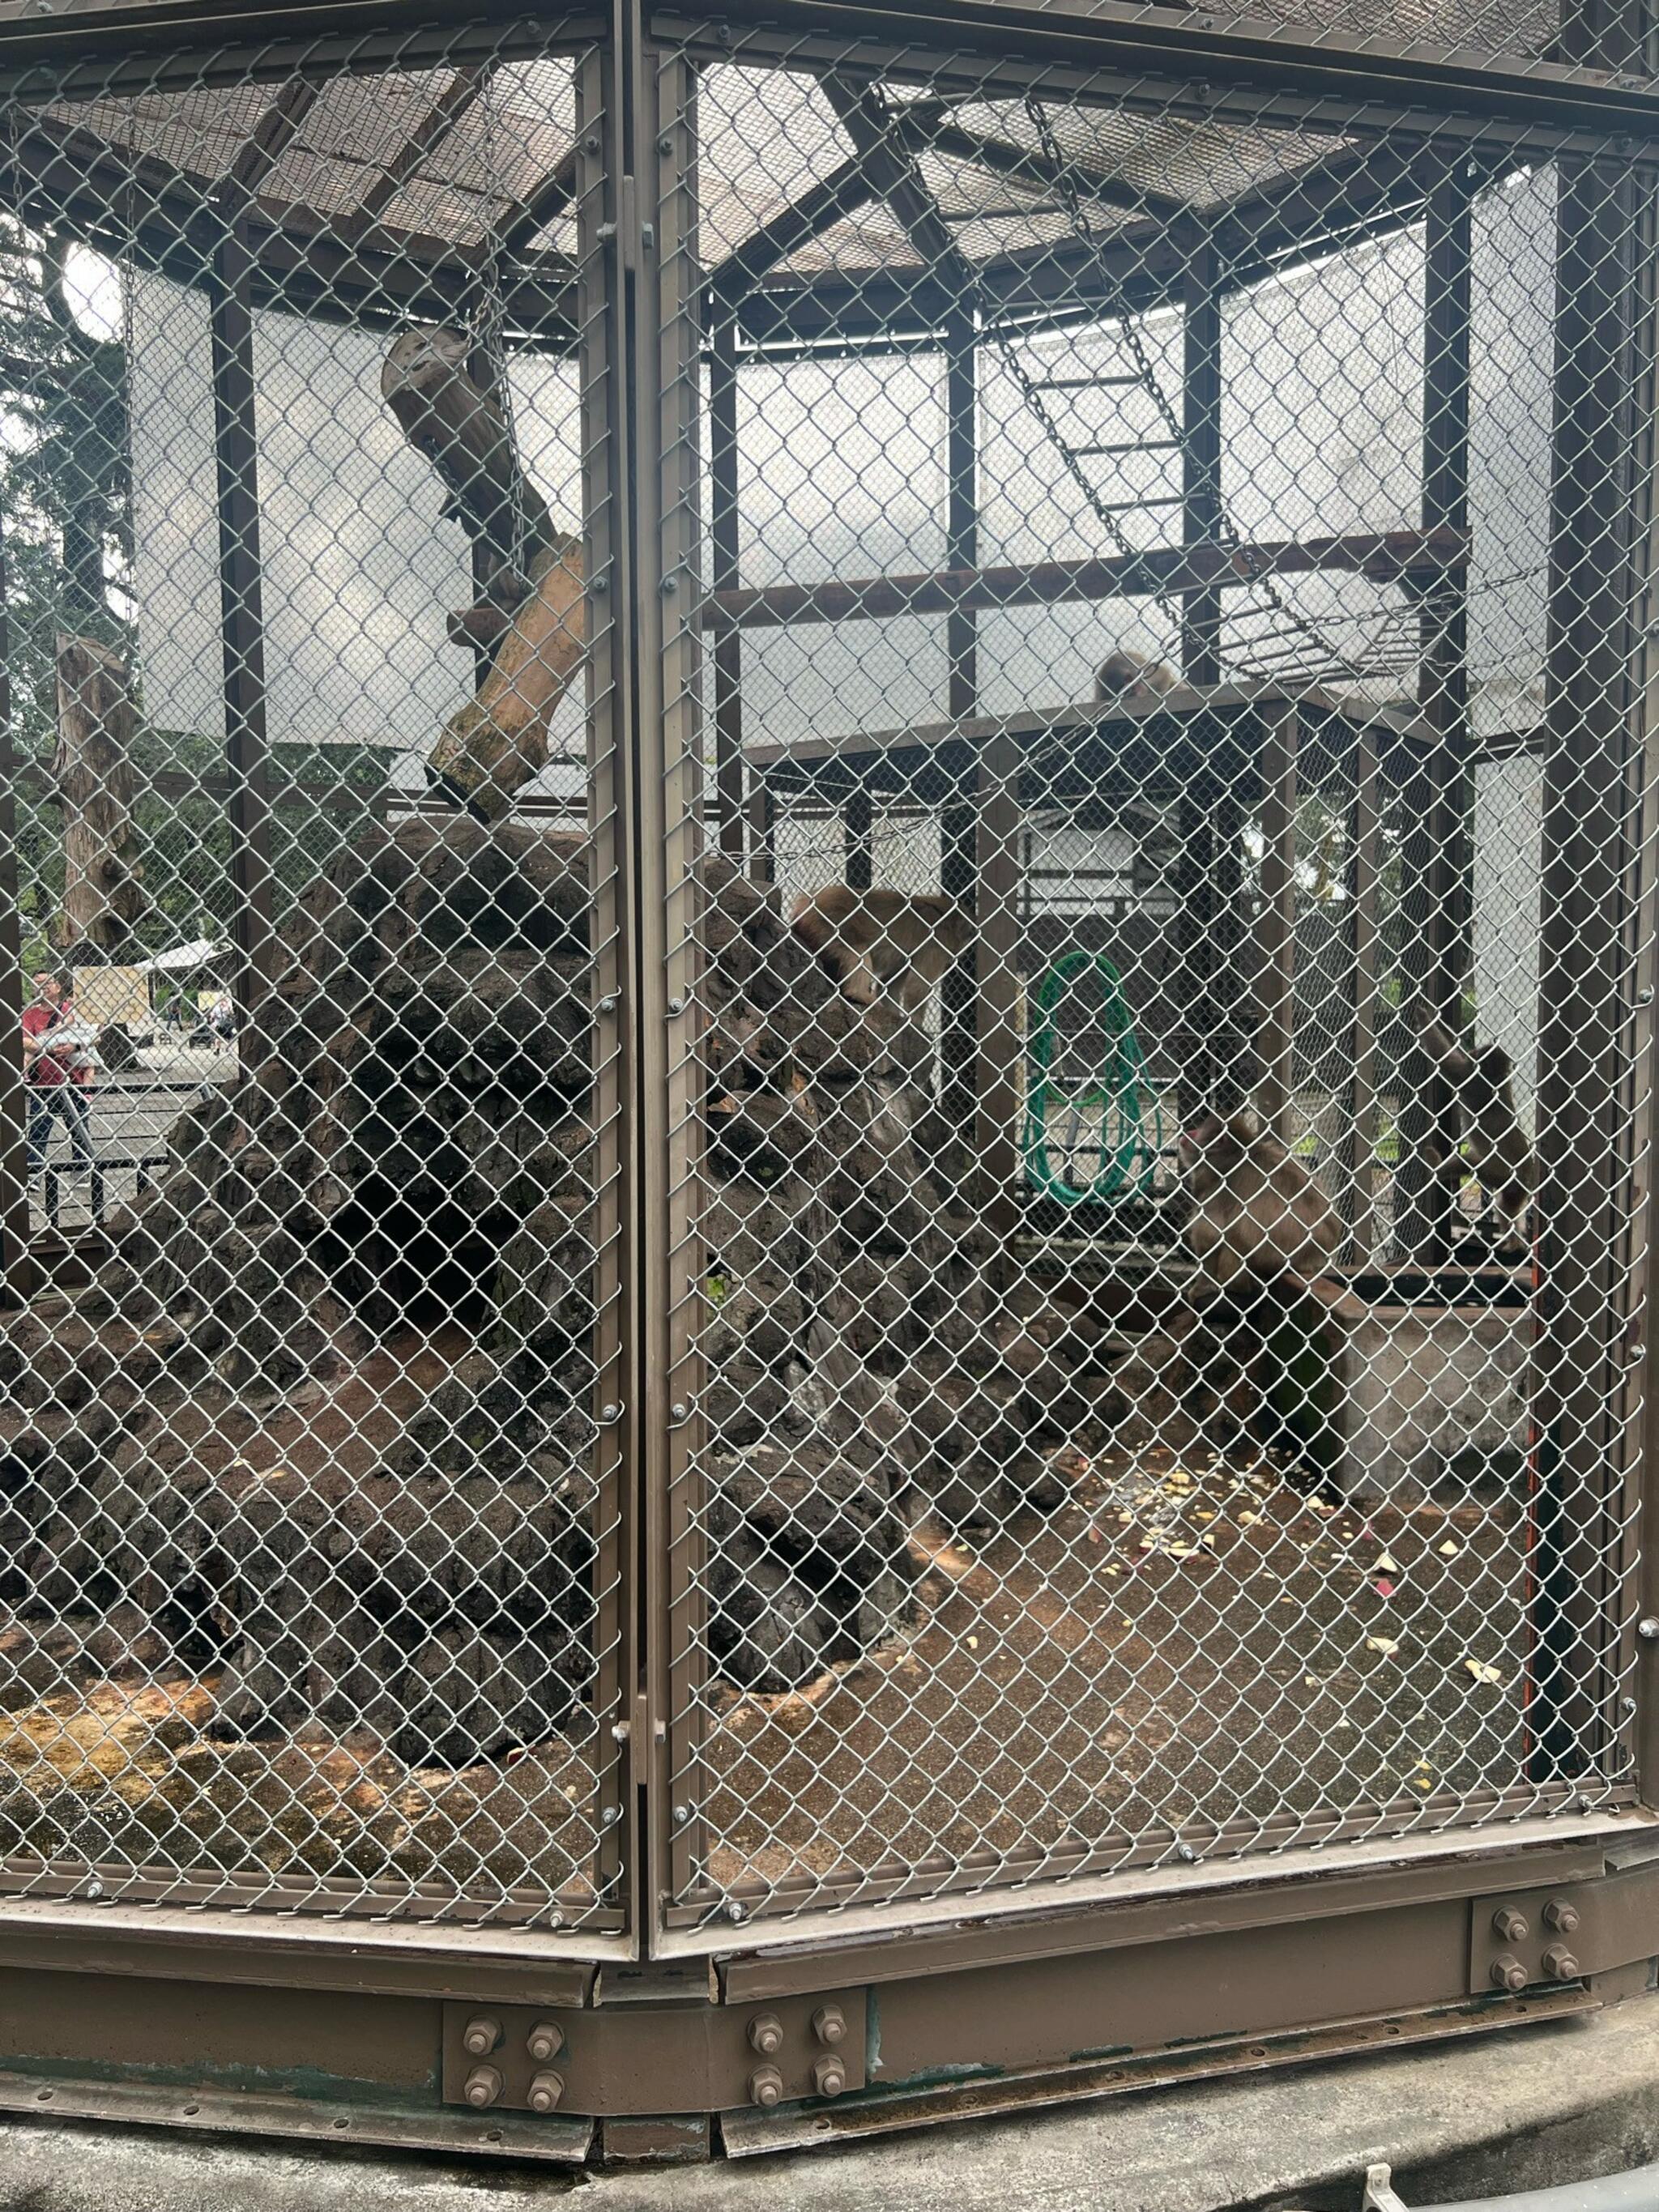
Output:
top-left (0, 1985), bottom-right (1655, 2212)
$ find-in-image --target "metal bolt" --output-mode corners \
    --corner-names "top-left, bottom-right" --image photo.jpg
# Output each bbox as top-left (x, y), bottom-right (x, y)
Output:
top-left (667, 995), bottom-right (684, 1015)
top-left (461, 2015), bottom-right (502, 2058)
top-left (1640, 986), bottom-right (1656, 1007)
top-left (600, 1805), bottom-right (621, 1827)
top-left (672, 1803), bottom-right (693, 1827)
top-left (592, 570), bottom-right (609, 593)
top-left (527, 2021), bottom-right (565, 2064)
top-left (1543, 1898), bottom-right (1581, 1936)
top-left (584, 133), bottom-right (601, 154)
top-left (748, 2065), bottom-right (783, 2109)
top-left (463, 2065), bottom-right (503, 2109)
top-left (658, 134), bottom-right (673, 154)
top-left (599, 1402), bottom-right (622, 1425)
top-left (611, 1720), bottom-right (630, 1742)
top-left (660, 572), bottom-right (678, 595)
top-left (1491, 1955), bottom-right (1529, 1993)
top-left (812, 2004), bottom-right (846, 2048)
top-left (748, 2012), bottom-right (784, 2056)
top-left (669, 1400), bottom-right (689, 1422)
top-left (1640, 1617), bottom-right (1659, 1642)
top-left (1631, 1343), bottom-right (1648, 1366)
top-left (812, 2055), bottom-right (847, 2099)
top-left (527, 2070), bottom-right (565, 2115)
top-left (1491, 1907), bottom-right (1529, 1944)
top-left (84, 1881), bottom-right (103, 1899)
top-left (726, 1900), bottom-right (747, 1924)
top-left (597, 994), bottom-right (618, 1015)
top-left (1623, 1696), bottom-right (1640, 1716)
top-left (1543, 1944), bottom-right (1581, 1981)
top-left (1175, 1841), bottom-right (1197, 1865)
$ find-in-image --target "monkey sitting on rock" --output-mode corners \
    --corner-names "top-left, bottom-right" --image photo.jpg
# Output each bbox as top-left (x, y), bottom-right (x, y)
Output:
top-left (789, 886), bottom-right (975, 1012)
top-left (1174, 1109), bottom-right (1348, 1493)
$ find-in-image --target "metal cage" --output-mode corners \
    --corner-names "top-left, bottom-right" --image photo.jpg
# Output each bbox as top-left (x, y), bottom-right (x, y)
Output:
top-left (0, 0), bottom-right (1653, 2165)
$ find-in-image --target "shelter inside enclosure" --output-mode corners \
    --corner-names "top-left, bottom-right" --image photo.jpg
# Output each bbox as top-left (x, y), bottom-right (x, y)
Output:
top-left (0, 0), bottom-right (1650, 2159)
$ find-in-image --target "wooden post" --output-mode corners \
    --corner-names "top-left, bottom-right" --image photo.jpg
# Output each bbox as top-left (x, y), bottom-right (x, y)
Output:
top-left (1256, 707), bottom-right (1299, 1143)
top-left (1182, 235), bottom-right (1224, 686)
top-left (709, 317), bottom-right (746, 858)
top-left (52, 634), bottom-right (145, 961)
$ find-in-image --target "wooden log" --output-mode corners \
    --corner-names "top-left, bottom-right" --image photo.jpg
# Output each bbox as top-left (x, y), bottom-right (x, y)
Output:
top-left (381, 324), bottom-right (557, 596)
top-left (383, 327), bottom-right (586, 819)
top-left (428, 535), bottom-right (586, 818)
top-left (705, 526), bottom-right (1469, 633)
top-left (53, 633), bottom-right (145, 957)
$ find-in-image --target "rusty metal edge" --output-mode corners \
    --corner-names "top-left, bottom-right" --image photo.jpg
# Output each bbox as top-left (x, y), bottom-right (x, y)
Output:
top-left (693, 1818), bottom-right (1652, 1993)
top-left (0, 1899), bottom-right (631, 2001)
top-left (717, 1985), bottom-right (1600, 2157)
top-left (0, 2067), bottom-right (594, 2163)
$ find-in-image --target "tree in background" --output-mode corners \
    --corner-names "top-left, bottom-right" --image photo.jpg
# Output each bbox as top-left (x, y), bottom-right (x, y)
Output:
top-left (0, 217), bottom-right (387, 980)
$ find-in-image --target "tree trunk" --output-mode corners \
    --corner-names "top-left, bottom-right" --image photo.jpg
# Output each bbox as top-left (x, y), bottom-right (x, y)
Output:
top-left (428, 536), bottom-right (586, 819)
top-left (53, 633), bottom-right (145, 958)
top-left (382, 326), bottom-right (585, 821)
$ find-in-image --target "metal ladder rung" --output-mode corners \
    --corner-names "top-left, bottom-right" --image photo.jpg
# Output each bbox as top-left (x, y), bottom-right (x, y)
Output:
top-left (1030, 373), bottom-right (1145, 389)
top-left (1094, 494), bottom-right (1183, 511)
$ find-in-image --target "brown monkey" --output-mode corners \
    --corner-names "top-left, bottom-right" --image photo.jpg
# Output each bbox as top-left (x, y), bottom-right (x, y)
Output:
top-left (789, 886), bottom-right (975, 1011)
top-left (1414, 1011), bottom-right (1534, 1255)
top-left (1095, 648), bottom-right (1180, 709)
top-left (1177, 1110), bottom-right (1343, 1291)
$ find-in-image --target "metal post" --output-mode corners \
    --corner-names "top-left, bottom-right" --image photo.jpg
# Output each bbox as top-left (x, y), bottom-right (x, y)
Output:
top-left (941, 311), bottom-right (982, 1133)
top-left (0, 523), bottom-right (32, 1299)
top-left (844, 785), bottom-right (873, 891)
top-left (709, 314), bottom-right (745, 858)
top-left (1256, 708), bottom-right (1299, 1143)
top-left (1531, 122), bottom-right (1648, 1779)
top-left (1392, 164), bottom-right (1476, 1262)
top-left (1341, 724), bottom-right (1382, 1262)
top-left (1181, 233), bottom-right (1223, 687)
top-left (207, 202), bottom-right (279, 1021)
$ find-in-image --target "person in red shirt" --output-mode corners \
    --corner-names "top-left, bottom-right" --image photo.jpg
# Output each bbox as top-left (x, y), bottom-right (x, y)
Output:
top-left (23, 970), bottom-right (93, 1175)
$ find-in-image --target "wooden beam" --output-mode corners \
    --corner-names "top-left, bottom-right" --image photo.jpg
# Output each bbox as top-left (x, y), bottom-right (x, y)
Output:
top-left (357, 65), bottom-right (487, 226)
top-left (898, 113), bottom-right (1185, 224)
top-left (705, 526), bottom-right (1468, 631)
top-left (706, 155), bottom-right (881, 300)
top-left (230, 76), bottom-right (324, 196)
top-left (500, 148), bottom-right (578, 257)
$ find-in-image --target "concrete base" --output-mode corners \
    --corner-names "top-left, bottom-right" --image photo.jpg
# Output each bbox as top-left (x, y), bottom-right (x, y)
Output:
top-left (2, 1988), bottom-right (1659, 2212)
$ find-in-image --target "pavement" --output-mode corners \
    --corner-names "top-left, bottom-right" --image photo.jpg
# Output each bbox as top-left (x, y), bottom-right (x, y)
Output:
top-left (0, 1986), bottom-right (1656, 2212)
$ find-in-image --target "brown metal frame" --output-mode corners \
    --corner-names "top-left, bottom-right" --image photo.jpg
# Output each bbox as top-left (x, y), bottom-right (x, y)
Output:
top-left (0, 0), bottom-right (1653, 2165)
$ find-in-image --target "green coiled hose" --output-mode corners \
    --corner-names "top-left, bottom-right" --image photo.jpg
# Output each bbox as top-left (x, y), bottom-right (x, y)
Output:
top-left (1022, 949), bottom-right (1160, 1206)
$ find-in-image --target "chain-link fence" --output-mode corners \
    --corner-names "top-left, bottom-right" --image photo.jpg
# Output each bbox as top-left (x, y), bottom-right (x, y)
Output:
top-left (0, 5), bottom-right (1649, 1952)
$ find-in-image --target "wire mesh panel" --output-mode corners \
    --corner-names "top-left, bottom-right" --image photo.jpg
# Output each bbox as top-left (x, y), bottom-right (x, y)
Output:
top-left (0, 23), bottom-right (631, 1931)
top-left (648, 31), bottom-right (1657, 1933)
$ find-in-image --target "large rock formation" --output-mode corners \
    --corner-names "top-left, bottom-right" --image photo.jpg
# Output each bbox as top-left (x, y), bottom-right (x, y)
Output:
top-left (0, 820), bottom-right (1123, 1770)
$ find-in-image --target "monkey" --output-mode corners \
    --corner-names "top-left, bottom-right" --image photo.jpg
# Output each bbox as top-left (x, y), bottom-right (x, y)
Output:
top-left (1174, 1109), bottom-right (1348, 1494)
top-left (1094, 648), bottom-right (1180, 710)
top-left (1411, 1009), bottom-right (1535, 1259)
top-left (1176, 1109), bottom-right (1344, 1293)
top-left (788, 886), bottom-right (975, 1012)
